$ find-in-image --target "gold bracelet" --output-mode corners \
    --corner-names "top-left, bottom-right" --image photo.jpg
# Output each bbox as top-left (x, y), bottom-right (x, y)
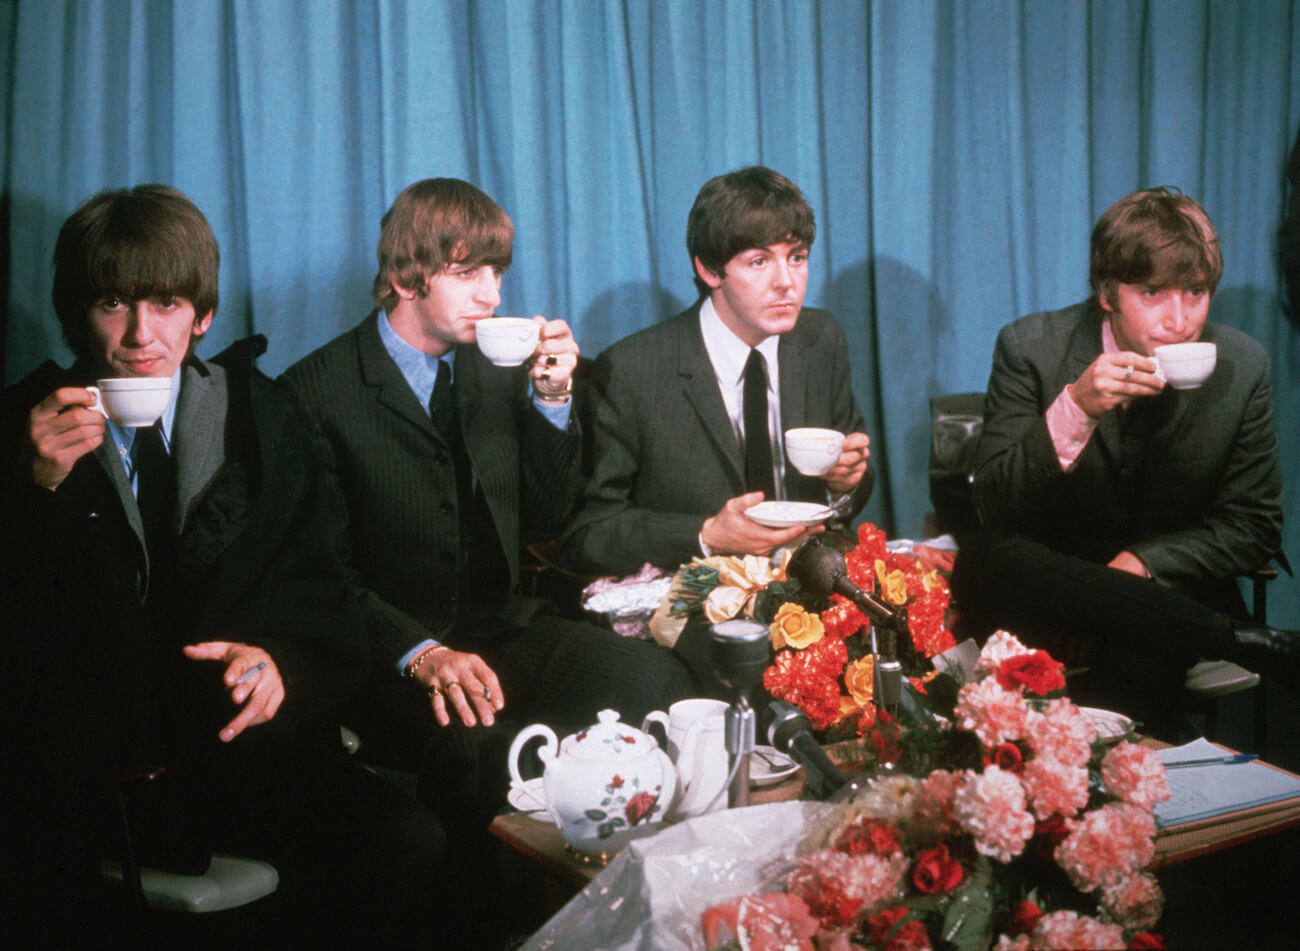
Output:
top-left (535, 378), bottom-right (574, 404)
top-left (405, 644), bottom-right (449, 679)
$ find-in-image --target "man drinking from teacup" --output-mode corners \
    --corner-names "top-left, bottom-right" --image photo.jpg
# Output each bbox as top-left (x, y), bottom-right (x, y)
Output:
top-left (951, 187), bottom-right (1297, 735)
top-left (559, 166), bottom-right (874, 577)
top-left (0, 185), bottom-right (444, 943)
top-left (279, 178), bottom-right (694, 941)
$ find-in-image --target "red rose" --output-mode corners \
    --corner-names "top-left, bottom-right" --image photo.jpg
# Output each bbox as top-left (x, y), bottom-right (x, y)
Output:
top-left (624, 790), bottom-right (657, 826)
top-left (1128, 934), bottom-right (1167, 950)
top-left (1005, 900), bottom-right (1043, 936)
top-left (866, 906), bottom-right (908, 945)
top-left (987, 742), bottom-right (1024, 772)
top-left (996, 650), bottom-right (1066, 695)
top-left (885, 920), bottom-right (931, 951)
top-left (911, 843), bottom-right (963, 895)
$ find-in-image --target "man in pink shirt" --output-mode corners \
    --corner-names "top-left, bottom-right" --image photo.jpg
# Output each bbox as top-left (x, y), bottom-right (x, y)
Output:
top-left (951, 188), bottom-right (1294, 735)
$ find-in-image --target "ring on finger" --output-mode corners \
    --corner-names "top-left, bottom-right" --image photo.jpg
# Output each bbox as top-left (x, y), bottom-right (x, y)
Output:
top-left (1123, 364), bottom-right (1133, 381)
top-left (428, 684), bottom-right (444, 698)
top-left (483, 685), bottom-right (493, 702)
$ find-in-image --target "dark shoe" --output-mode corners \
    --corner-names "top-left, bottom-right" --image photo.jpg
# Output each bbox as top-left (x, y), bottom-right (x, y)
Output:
top-left (1233, 624), bottom-right (1300, 691)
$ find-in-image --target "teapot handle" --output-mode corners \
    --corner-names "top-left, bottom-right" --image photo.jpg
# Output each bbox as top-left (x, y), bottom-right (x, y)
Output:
top-left (507, 723), bottom-right (558, 788)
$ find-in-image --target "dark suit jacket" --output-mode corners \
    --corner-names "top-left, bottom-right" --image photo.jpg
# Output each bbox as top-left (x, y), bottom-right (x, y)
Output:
top-left (972, 300), bottom-right (1283, 613)
top-left (0, 338), bottom-right (366, 771)
top-left (280, 312), bottom-right (582, 671)
top-left (559, 302), bottom-right (873, 576)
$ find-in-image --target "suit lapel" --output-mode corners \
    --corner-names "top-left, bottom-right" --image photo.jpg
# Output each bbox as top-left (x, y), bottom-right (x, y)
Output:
top-left (677, 307), bottom-right (745, 485)
top-left (357, 312), bottom-right (443, 442)
top-left (174, 359), bottom-right (228, 535)
top-left (92, 437), bottom-right (145, 551)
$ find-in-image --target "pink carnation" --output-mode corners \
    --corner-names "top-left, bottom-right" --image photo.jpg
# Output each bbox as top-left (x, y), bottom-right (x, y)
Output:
top-left (1025, 698), bottom-right (1095, 768)
top-left (1028, 910), bottom-right (1126, 949)
top-left (909, 769), bottom-right (964, 839)
top-left (1101, 742), bottom-right (1171, 809)
top-left (955, 679), bottom-right (1029, 748)
top-left (976, 630), bottom-right (1033, 676)
top-left (1021, 756), bottom-right (1090, 820)
top-left (1100, 872), bottom-right (1164, 931)
top-left (1055, 803), bottom-right (1157, 892)
top-left (954, 766), bottom-right (1036, 862)
top-left (992, 936), bottom-right (1031, 951)
top-left (786, 848), bottom-right (907, 926)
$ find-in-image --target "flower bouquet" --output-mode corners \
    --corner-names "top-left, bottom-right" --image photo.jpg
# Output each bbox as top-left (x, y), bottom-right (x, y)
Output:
top-left (697, 630), bottom-right (1172, 951)
top-left (653, 523), bottom-right (958, 737)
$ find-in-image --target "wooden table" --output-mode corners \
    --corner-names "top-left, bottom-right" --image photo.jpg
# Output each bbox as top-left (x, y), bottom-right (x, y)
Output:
top-left (490, 740), bottom-right (1300, 902)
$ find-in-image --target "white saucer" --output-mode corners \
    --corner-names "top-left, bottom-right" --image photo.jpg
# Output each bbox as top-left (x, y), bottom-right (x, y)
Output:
top-left (1080, 706), bottom-right (1134, 743)
top-left (744, 501), bottom-right (834, 529)
top-left (750, 745), bottom-right (801, 786)
top-left (508, 778), bottom-right (548, 814)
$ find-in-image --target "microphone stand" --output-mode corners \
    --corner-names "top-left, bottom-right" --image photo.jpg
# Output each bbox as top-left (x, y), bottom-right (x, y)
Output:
top-left (709, 620), bottom-right (772, 809)
top-left (790, 537), bottom-right (908, 714)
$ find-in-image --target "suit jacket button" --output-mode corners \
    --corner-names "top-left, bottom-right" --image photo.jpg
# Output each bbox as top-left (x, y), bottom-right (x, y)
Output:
top-left (440, 500), bottom-right (454, 514)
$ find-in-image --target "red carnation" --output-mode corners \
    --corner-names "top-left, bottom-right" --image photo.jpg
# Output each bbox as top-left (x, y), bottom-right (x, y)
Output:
top-left (834, 817), bottom-right (901, 857)
top-left (866, 905), bottom-right (908, 945)
top-left (1006, 900), bottom-right (1043, 936)
top-left (996, 650), bottom-right (1066, 695)
top-left (886, 920), bottom-right (931, 951)
top-left (624, 790), bottom-right (657, 826)
top-left (911, 843), bottom-right (964, 895)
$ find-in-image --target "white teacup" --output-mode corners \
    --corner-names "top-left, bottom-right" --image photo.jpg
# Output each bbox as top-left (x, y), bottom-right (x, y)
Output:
top-left (641, 698), bottom-right (729, 821)
top-left (1154, 342), bottom-right (1217, 390)
top-left (784, 427), bottom-right (846, 476)
top-left (86, 377), bottom-right (172, 428)
top-left (475, 317), bottom-right (540, 367)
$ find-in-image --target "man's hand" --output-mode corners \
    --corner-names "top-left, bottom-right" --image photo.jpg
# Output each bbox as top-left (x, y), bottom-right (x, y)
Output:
top-left (822, 432), bottom-right (870, 495)
top-left (530, 317), bottom-right (579, 402)
top-left (1070, 352), bottom-right (1164, 419)
top-left (25, 387), bottom-right (106, 490)
top-left (701, 491), bottom-right (820, 556)
top-left (1107, 550), bottom-right (1150, 579)
top-left (182, 641), bottom-right (285, 742)
top-left (409, 647), bottom-right (505, 728)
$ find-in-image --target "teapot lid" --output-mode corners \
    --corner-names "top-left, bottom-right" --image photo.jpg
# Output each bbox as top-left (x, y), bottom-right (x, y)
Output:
top-left (565, 709), bottom-right (659, 760)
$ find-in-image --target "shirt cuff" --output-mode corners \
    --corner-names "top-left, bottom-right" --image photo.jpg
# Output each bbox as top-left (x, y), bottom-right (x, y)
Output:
top-left (531, 388), bottom-right (573, 430)
top-left (396, 638), bottom-right (441, 676)
top-left (1046, 385), bottom-right (1098, 471)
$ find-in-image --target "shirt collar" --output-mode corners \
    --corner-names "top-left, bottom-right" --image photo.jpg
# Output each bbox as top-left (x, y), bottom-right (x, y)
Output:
top-left (378, 309), bottom-right (455, 411)
top-left (698, 297), bottom-right (780, 390)
top-left (1101, 318), bottom-right (1119, 355)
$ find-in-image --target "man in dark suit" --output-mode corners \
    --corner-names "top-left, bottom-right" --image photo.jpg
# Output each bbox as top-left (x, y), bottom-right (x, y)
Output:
top-left (952, 187), bottom-right (1297, 732)
top-left (559, 166), bottom-right (874, 578)
top-left (1, 186), bottom-right (441, 944)
top-left (280, 177), bottom-right (694, 793)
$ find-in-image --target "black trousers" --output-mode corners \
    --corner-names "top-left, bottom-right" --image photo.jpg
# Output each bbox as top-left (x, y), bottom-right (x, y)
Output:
top-left (4, 731), bottom-right (444, 948)
top-left (950, 530), bottom-right (1236, 738)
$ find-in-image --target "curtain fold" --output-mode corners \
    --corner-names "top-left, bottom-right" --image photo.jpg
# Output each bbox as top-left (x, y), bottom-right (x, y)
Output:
top-left (5, 0), bottom-right (1298, 624)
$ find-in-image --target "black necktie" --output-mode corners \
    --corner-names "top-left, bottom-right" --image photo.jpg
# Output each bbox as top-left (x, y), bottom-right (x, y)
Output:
top-left (134, 421), bottom-right (173, 554)
top-left (743, 349), bottom-right (776, 498)
top-left (430, 359), bottom-right (455, 433)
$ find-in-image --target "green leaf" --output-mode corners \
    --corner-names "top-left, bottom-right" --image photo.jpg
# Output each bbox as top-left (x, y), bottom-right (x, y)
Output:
top-left (941, 855), bottom-right (994, 951)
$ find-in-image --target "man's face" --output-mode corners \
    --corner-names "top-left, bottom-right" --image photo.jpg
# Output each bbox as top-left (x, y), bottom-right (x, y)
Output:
top-left (401, 262), bottom-right (504, 355)
top-left (696, 241), bottom-right (809, 348)
top-left (86, 295), bottom-right (212, 377)
top-left (1101, 282), bottom-right (1211, 356)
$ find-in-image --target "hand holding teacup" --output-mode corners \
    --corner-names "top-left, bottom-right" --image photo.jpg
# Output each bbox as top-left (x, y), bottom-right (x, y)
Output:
top-left (785, 427), bottom-right (871, 494)
top-left (476, 315), bottom-right (579, 403)
top-left (1070, 351), bottom-right (1164, 418)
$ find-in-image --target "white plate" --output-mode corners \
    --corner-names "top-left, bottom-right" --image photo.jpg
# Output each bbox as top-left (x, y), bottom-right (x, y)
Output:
top-left (1080, 706), bottom-right (1134, 743)
top-left (744, 501), bottom-right (835, 529)
top-left (750, 745), bottom-right (801, 786)
top-left (508, 778), bottom-right (549, 814)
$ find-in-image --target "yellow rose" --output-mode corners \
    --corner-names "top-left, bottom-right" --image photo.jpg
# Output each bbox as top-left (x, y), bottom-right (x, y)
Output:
top-left (704, 585), bottom-right (748, 624)
top-left (845, 655), bottom-right (876, 706)
top-left (875, 559), bottom-right (909, 605)
top-left (769, 602), bottom-right (825, 650)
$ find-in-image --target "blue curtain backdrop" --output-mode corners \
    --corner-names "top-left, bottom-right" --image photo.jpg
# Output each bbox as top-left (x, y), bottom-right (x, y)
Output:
top-left (4, 0), bottom-right (1298, 624)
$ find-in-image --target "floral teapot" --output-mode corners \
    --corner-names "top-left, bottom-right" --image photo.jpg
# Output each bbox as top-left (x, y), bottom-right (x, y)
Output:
top-left (507, 709), bottom-right (677, 856)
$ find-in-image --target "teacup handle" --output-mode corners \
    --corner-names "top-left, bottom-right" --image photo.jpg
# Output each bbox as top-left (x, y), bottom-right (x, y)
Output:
top-left (84, 385), bottom-right (109, 419)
